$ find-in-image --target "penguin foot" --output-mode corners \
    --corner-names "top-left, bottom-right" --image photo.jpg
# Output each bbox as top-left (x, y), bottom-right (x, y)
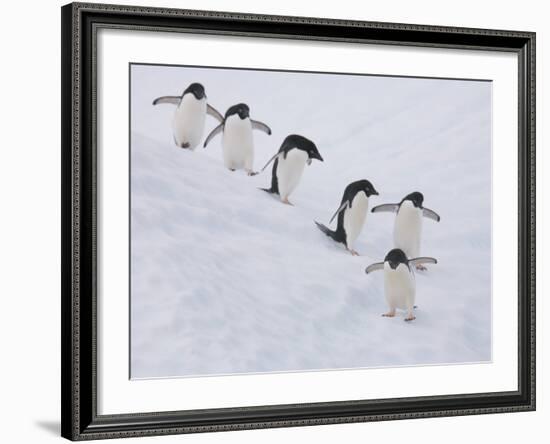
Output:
top-left (404, 316), bottom-right (416, 322)
top-left (415, 264), bottom-right (427, 271)
top-left (247, 170), bottom-right (258, 176)
top-left (382, 311), bottom-right (396, 318)
top-left (229, 168), bottom-right (236, 172)
top-left (348, 249), bottom-right (360, 256)
top-left (281, 198), bottom-right (293, 206)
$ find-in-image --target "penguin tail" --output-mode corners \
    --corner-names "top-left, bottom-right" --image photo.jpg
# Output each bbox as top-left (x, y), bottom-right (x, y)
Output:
top-left (314, 221), bottom-right (339, 242)
top-left (260, 187), bottom-right (278, 195)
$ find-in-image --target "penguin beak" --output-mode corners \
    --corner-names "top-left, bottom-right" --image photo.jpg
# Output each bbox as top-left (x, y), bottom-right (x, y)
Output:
top-left (311, 152), bottom-right (324, 162)
top-left (389, 261), bottom-right (398, 270)
top-left (372, 189), bottom-right (379, 196)
top-left (307, 158), bottom-right (312, 166)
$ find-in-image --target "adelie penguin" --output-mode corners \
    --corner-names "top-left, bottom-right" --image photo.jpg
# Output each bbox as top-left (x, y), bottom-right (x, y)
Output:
top-left (315, 180), bottom-right (379, 256)
top-left (152, 83), bottom-right (224, 149)
top-left (260, 134), bottom-right (323, 205)
top-left (203, 103), bottom-right (272, 176)
top-left (365, 248), bottom-right (437, 322)
top-left (371, 191), bottom-right (440, 270)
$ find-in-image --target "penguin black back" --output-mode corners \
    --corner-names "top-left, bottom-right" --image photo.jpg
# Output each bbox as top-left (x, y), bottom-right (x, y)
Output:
top-left (267, 157), bottom-right (280, 195)
top-left (330, 209), bottom-right (348, 244)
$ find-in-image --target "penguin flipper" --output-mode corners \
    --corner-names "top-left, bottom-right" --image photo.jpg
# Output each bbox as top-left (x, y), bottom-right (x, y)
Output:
top-left (409, 257), bottom-right (438, 267)
top-left (422, 207), bottom-right (441, 222)
top-left (365, 262), bottom-right (384, 274)
top-left (203, 123), bottom-right (224, 148)
top-left (251, 120), bottom-right (272, 135)
top-left (329, 201), bottom-right (349, 224)
top-left (371, 203), bottom-right (399, 213)
top-left (152, 96), bottom-right (181, 106)
top-left (261, 152), bottom-right (280, 172)
top-left (207, 104), bottom-right (224, 123)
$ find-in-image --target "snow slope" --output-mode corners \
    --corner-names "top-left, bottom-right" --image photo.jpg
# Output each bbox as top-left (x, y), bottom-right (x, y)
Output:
top-left (130, 64), bottom-right (492, 378)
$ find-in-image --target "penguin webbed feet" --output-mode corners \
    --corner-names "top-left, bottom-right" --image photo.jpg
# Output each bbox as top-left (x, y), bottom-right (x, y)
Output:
top-left (176, 140), bottom-right (190, 149)
top-left (415, 264), bottom-right (427, 271)
top-left (383, 308), bottom-right (416, 321)
top-left (348, 248), bottom-right (360, 256)
top-left (281, 197), bottom-right (294, 206)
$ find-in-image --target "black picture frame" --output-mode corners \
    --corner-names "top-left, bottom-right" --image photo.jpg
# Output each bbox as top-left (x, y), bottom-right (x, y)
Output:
top-left (61, 2), bottom-right (536, 440)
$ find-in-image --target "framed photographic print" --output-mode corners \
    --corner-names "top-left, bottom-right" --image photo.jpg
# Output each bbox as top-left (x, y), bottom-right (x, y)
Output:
top-left (61, 2), bottom-right (536, 440)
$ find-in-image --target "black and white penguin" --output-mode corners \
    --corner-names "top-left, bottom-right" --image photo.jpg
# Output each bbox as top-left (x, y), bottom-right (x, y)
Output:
top-left (203, 103), bottom-right (272, 175)
top-left (260, 134), bottom-right (323, 205)
top-left (365, 248), bottom-right (437, 322)
top-left (371, 191), bottom-right (440, 270)
top-left (152, 82), bottom-right (223, 149)
top-left (314, 180), bottom-right (379, 256)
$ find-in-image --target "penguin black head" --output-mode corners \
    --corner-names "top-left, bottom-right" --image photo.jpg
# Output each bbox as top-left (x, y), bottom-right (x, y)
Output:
top-left (384, 248), bottom-right (409, 270)
top-left (284, 134), bottom-right (323, 162)
top-left (354, 179), bottom-right (379, 197)
top-left (184, 83), bottom-right (206, 100)
top-left (226, 103), bottom-right (250, 120)
top-left (402, 191), bottom-right (424, 208)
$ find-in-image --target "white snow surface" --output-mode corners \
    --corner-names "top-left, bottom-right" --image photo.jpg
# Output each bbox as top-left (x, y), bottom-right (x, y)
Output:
top-left (130, 64), bottom-right (492, 379)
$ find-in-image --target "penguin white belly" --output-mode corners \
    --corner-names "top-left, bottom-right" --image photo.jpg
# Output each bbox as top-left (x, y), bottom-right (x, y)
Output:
top-left (172, 96), bottom-right (206, 149)
top-left (384, 264), bottom-right (416, 310)
top-left (343, 191), bottom-right (369, 248)
top-left (222, 116), bottom-right (254, 170)
top-left (394, 202), bottom-right (422, 258)
top-left (276, 149), bottom-right (309, 199)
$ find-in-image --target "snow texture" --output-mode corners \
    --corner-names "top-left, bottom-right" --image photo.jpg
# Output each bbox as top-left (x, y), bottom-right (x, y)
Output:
top-left (130, 64), bottom-right (492, 379)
